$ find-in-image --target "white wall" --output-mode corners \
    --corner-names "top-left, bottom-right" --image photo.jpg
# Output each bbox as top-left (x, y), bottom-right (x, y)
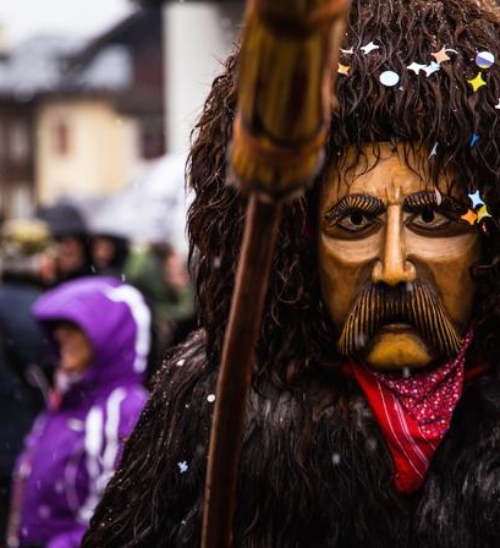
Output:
top-left (163, 1), bottom-right (244, 154)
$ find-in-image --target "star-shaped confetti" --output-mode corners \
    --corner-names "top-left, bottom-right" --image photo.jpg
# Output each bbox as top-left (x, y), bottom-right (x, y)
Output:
top-left (478, 205), bottom-right (492, 221)
top-left (177, 461), bottom-right (189, 474)
top-left (461, 209), bottom-right (478, 225)
top-left (495, 99), bottom-right (500, 110)
top-left (361, 41), bottom-right (380, 54)
top-left (434, 188), bottom-right (443, 205)
top-left (424, 62), bottom-right (441, 77)
top-left (469, 190), bottom-right (484, 207)
top-left (407, 62), bottom-right (427, 75)
top-left (428, 142), bottom-right (439, 158)
top-left (470, 133), bottom-right (480, 148)
top-left (468, 72), bottom-right (486, 92)
top-left (341, 47), bottom-right (354, 55)
top-left (338, 63), bottom-right (350, 76)
top-left (432, 47), bottom-right (451, 64)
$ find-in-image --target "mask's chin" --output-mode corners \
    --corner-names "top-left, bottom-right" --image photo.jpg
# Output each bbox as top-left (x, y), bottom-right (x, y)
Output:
top-left (362, 323), bottom-right (438, 371)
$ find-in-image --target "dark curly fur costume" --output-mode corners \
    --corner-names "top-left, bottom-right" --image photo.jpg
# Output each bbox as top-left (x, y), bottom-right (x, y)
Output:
top-left (83, 0), bottom-right (500, 546)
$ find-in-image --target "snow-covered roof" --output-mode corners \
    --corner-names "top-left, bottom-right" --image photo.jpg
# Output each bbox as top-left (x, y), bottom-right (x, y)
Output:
top-left (0, 12), bottom-right (137, 99)
top-left (0, 35), bottom-right (81, 97)
top-left (69, 45), bottom-right (132, 90)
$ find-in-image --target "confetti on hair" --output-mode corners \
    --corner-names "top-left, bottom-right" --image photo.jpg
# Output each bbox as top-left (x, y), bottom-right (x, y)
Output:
top-left (478, 204), bottom-right (492, 221)
top-left (470, 133), bottom-right (480, 148)
top-left (432, 47), bottom-right (451, 64)
top-left (431, 46), bottom-right (458, 64)
top-left (429, 142), bottom-right (439, 158)
top-left (434, 188), bottom-right (443, 205)
top-left (338, 63), bottom-right (350, 76)
top-left (407, 62), bottom-right (428, 75)
top-left (469, 190), bottom-right (484, 208)
top-left (424, 62), bottom-right (441, 77)
top-left (468, 72), bottom-right (487, 92)
top-left (177, 461), bottom-right (189, 473)
top-left (495, 99), bottom-right (500, 110)
top-left (360, 41), bottom-right (380, 54)
top-left (475, 51), bottom-right (495, 70)
top-left (380, 70), bottom-right (400, 87)
top-left (461, 209), bottom-right (478, 225)
top-left (461, 190), bottom-right (489, 225)
top-left (341, 47), bottom-right (354, 55)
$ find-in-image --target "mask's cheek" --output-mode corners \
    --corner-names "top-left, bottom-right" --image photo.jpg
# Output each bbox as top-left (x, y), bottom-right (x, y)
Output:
top-left (405, 231), bottom-right (482, 330)
top-left (317, 232), bottom-right (381, 332)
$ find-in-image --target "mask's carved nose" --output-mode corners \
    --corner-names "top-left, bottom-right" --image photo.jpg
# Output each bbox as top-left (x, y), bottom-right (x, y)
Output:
top-left (372, 186), bottom-right (417, 285)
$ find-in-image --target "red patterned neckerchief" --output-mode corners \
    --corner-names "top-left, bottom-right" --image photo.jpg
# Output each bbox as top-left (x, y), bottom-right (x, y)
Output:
top-left (342, 331), bottom-right (473, 494)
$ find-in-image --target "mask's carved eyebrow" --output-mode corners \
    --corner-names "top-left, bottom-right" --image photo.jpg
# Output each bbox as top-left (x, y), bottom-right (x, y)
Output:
top-left (324, 194), bottom-right (385, 223)
top-left (403, 190), bottom-right (468, 214)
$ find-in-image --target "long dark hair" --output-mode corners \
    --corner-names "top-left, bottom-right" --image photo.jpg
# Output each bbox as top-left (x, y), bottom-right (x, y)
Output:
top-left (188, 0), bottom-right (500, 387)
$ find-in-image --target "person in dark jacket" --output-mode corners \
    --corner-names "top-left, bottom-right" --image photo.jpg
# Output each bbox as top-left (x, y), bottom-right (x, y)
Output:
top-left (126, 242), bottom-right (195, 373)
top-left (0, 219), bottom-right (53, 547)
top-left (8, 277), bottom-right (151, 548)
top-left (37, 203), bottom-right (94, 284)
top-left (83, 0), bottom-right (500, 546)
top-left (90, 233), bottom-right (130, 279)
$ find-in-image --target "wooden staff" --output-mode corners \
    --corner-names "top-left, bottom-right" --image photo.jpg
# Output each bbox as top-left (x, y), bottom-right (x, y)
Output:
top-left (201, 1), bottom-right (351, 546)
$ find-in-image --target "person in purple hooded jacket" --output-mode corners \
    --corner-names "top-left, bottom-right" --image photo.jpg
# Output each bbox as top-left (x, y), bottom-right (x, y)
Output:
top-left (7, 276), bottom-right (151, 548)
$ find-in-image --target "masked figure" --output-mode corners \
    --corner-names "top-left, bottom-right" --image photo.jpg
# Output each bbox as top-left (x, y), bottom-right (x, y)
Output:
top-left (83, 0), bottom-right (500, 546)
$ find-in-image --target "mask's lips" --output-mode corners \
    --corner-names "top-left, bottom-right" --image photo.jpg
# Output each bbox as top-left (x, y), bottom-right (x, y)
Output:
top-left (377, 322), bottom-right (415, 333)
top-left (362, 321), bottom-right (437, 371)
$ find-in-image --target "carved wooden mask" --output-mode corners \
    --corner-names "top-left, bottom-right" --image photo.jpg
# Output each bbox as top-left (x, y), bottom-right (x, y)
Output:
top-left (317, 143), bottom-right (482, 370)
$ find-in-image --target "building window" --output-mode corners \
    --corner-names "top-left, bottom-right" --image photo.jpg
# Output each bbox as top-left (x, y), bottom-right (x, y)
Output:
top-left (1, 183), bottom-right (32, 219)
top-left (0, 123), bottom-right (5, 163)
top-left (9, 121), bottom-right (30, 162)
top-left (140, 122), bottom-right (165, 160)
top-left (0, 185), bottom-right (4, 221)
top-left (54, 119), bottom-right (70, 156)
top-left (11, 183), bottom-right (32, 218)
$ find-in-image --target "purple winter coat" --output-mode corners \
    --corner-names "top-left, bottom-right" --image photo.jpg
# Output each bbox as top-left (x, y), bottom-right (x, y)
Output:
top-left (10, 277), bottom-right (151, 548)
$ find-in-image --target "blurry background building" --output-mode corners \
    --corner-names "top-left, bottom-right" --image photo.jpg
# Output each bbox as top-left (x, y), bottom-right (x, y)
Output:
top-left (0, 3), bottom-right (241, 542)
top-left (0, 8), bottom-right (164, 217)
top-left (0, 0), bottom-right (244, 256)
top-left (36, 8), bottom-right (165, 205)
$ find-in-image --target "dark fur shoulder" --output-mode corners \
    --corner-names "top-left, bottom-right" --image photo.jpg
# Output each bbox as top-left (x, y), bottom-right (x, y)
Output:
top-left (83, 347), bottom-right (500, 548)
top-left (232, 384), bottom-right (411, 547)
top-left (414, 374), bottom-right (500, 548)
top-left (82, 335), bottom-right (411, 547)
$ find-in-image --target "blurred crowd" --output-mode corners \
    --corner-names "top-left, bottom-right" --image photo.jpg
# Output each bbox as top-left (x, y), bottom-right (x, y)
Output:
top-left (0, 203), bottom-right (196, 548)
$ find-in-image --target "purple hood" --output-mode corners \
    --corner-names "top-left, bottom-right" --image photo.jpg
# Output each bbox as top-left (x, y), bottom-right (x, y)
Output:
top-left (12, 277), bottom-right (151, 548)
top-left (32, 276), bottom-right (151, 391)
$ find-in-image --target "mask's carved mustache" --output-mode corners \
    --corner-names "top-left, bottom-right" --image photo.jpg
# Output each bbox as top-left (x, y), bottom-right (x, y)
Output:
top-left (337, 280), bottom-right (462, 359)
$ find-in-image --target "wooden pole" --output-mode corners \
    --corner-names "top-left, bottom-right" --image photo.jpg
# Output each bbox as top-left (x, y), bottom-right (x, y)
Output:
top-left (202, 1), bottom-right (351, 546)
top-left (202, 195), bottom-right (282, 547)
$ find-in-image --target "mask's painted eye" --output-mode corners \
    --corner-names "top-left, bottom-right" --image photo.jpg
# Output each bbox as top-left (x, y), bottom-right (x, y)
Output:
top-left (421, 209), bottom-right (435, 223)
top-left (349, 212), bottom-right (365, 225)
top-left (335, 210), bottom-right (378, 232)
top-left (408, 208), bottom-right (452, 230)
top-left (323, 194), bottom-right (385, 237)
